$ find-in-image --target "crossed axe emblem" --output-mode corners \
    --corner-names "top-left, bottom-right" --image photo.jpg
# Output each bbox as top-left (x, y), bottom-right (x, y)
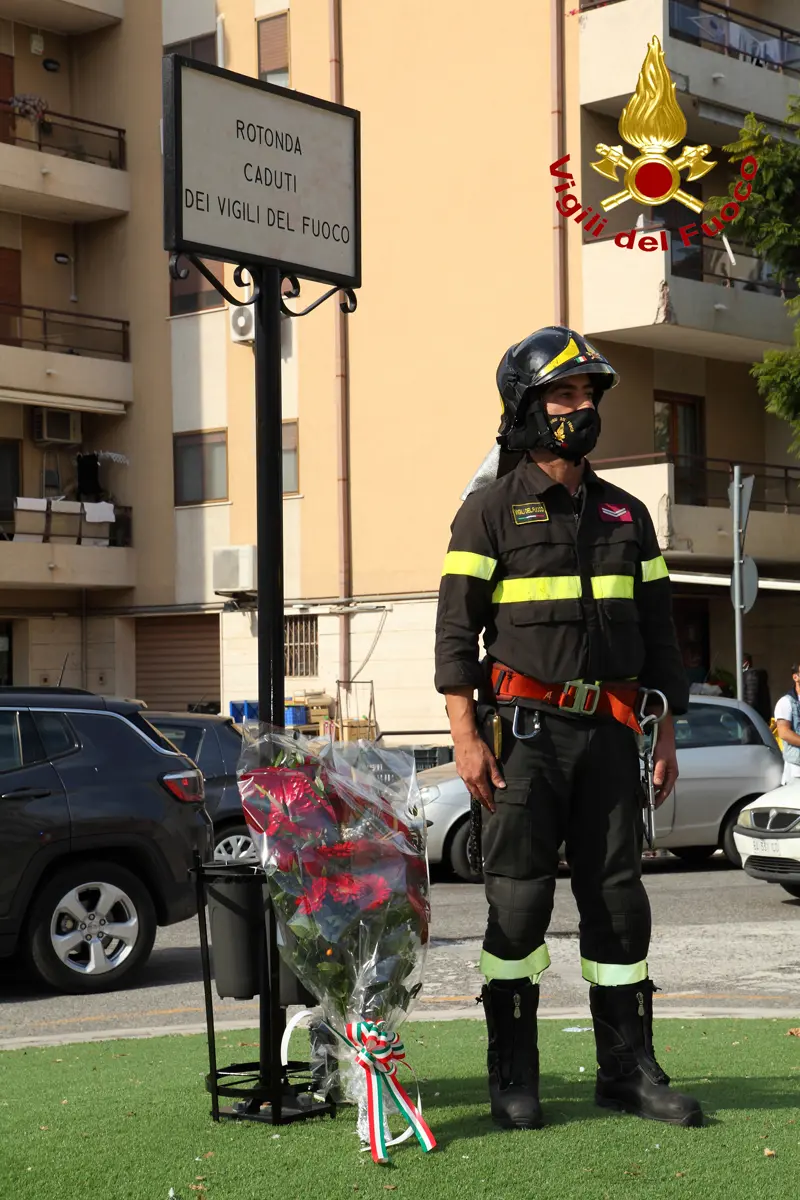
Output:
top-left (591, 142), bottom-right (716, 213)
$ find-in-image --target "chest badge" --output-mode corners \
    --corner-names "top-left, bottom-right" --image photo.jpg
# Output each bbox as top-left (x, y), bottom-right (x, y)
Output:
top-left (512, 500), bottom-right (549, 525)
top-left (599, 502), bottom-right (633, 523)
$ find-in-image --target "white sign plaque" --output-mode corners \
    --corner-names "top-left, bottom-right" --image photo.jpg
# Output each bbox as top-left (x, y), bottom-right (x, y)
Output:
top-left (163, 58), bottom-right (360, 287)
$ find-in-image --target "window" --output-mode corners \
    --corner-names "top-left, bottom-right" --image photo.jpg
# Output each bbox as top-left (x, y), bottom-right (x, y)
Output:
top-left (164, 34), bottom-right (216, 64)
top-left (0, 440), bottom-right (20, 534)
top-left (0, 710), bottom-right (43, 771)
top-left (147, 720), bottom-right (204, 763)
top-left (33, 711), bottom-right (78, 759)
top-left (674, 704), bottom-right (762, 750)
top-left (169, 256), bottom-right (226, 317)
top-left (285, 615), bottom-right (318, 677)
top-left (174, 431), bottom-right (228, 506)
top-left (654, 390), bottom-right (706, 505)
top-left (283, 420), bottom-right (299, 494)
top-left (258, 14), bottom-right (289, 87)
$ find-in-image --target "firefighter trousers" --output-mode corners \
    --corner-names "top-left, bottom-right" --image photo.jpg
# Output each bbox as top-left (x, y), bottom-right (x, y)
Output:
top-left (480, 704), bottom-right (651, 985)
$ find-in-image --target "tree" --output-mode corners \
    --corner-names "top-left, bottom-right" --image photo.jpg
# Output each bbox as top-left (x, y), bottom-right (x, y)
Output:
top-left (706, 95), bottom-right (800, 451)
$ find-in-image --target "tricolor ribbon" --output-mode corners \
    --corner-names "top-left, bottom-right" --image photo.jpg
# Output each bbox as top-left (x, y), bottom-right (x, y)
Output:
top-left (334, 1020), bottom-right (437, 1165)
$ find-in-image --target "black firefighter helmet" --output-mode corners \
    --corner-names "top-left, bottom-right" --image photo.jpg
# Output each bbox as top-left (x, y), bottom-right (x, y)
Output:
top-left (496, 326), bottom-right (619, 453)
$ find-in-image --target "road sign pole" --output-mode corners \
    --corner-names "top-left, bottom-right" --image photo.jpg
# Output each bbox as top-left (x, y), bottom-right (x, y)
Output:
top-left (254, 265), bottom-right (285, 731)
top-left (732, 464), bottom-right (744, 702)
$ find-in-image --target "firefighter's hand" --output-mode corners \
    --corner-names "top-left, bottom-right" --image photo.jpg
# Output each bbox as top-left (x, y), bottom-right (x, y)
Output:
top-left (652, 715), bottom-right (678, 806)
top-left (454, 732), bottom-right (506, 814)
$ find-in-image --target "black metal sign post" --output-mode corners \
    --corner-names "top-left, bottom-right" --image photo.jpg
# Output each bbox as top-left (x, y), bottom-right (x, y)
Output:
top-left (163, 53), bottom-right (359, 1127)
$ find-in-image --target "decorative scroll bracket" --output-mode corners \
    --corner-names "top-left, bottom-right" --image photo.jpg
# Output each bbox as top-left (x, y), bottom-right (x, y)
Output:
top-left (168, 254), bottom-right (357, 318)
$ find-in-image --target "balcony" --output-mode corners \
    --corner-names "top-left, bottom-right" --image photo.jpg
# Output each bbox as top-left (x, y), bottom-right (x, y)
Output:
top-left (580, 0), bottom-right (799, 137)
top-left (0, 105), bottom-right (129, 223)
top-left (0, 304), bottom-right (132, 414)
top-left (582, 231), bottom-right (796, 359)
top-left (0, 0), bottom-right (123, 34)
top-left (0, 503), bottom-right (134, 590)
top-left (596, 455), bottom-right (800, 565)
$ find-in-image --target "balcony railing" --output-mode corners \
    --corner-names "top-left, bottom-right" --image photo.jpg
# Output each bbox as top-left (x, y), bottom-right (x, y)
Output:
top-left (0, 303), bottom-right (130, 362)
top-left (0, 103), bottom-right (126, 169)
top-left (671, 236), bottom-right (799, 298)
top-left (596, 453), bottom-right (800, 514)
top-left (0, 503), bottom-right (132, 547)
top-left (669, 0), bottom-right (800, 77)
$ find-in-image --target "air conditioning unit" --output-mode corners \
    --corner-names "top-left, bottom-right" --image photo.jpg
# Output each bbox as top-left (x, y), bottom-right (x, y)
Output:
top-left (33, 408), bottom-right (82, 445)
top-left (213, 544), bottom-right (258, 594)
top-left (229, 303), bottom-right (255, 345)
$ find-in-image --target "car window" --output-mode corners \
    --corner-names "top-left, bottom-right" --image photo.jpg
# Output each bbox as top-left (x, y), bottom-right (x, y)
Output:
top-left (0, 710), bottom-right (44, 771)
top-left (0, 711), bottom-right (22, 772)
top-left (675, 704), bottom-right (761, 749)
top-left (149, 722), bottom-right (204, 762)
top-left (32, 711), bottom-right (78, 760)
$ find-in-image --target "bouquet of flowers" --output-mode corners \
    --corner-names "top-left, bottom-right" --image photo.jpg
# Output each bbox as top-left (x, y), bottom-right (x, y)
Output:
top-left (237, 728), bottom-right (436, 1164)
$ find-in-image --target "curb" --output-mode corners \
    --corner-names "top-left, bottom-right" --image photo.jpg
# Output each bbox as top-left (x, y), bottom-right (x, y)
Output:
top-left (3, 1004), bottom-right (800, 1049)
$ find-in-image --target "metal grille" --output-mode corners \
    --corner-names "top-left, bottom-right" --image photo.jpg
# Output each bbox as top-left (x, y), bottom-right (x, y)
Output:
top-left (746, 857), bottom-right (800, 876)
top-left (285, 615), bottom-right (318, 678)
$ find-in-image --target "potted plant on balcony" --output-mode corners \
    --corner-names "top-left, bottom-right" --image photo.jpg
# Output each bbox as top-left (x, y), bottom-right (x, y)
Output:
top-left (7, 94), bottom-right (49, 124)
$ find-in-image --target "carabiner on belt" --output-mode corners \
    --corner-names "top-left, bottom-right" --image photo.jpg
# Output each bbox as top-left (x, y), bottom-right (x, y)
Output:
top-left (512, 705), bottom-right (541, 741)
top-left (636, 688), bottom-right (668, 850)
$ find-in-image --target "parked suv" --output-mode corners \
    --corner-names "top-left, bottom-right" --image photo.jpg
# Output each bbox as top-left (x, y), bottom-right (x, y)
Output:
top-left (143, 711), bottom-right (253, 862)
top-left (0, 688), bottom-right (210, 994)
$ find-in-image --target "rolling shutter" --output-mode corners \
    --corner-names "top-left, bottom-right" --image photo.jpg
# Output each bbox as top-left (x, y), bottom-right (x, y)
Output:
top-left (258, 14), bottom-right (288, 76)
top-left (135, 615), bottom-right (220, 712)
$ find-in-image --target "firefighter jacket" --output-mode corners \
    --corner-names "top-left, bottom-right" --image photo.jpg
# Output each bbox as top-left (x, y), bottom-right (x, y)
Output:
top-left (434, 459), bottom-right (689, 715)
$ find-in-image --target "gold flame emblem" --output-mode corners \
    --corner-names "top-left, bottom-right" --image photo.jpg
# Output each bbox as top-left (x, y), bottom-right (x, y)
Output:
top-left (591, 35), bottom-right (715, 213)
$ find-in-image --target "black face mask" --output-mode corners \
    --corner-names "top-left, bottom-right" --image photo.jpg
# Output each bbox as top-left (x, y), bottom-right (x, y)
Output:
top-left (545, 406), bottom-right (601, 462)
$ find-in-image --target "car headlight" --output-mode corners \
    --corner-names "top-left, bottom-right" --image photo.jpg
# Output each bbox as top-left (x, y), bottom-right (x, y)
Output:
top-left (738, 809), bottom-right (753, 828)
top-left (419, 785), bottom-right (441, 805)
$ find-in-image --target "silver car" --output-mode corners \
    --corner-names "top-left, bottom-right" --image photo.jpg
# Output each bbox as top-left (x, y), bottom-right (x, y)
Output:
top-left (419, 696), bottom-right (784, 882)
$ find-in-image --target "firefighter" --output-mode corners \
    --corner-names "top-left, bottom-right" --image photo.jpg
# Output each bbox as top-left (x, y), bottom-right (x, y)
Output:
top-left (434, 326), bottom-right (702, 1131)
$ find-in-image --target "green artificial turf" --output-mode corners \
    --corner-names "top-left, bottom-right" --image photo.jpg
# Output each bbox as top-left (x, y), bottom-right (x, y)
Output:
top-left (1, 1019), bottom-right (799, 1200)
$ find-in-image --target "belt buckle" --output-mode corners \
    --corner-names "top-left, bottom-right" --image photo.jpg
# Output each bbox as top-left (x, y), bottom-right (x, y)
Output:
top-left (560, 679), bottom-right (600, 716)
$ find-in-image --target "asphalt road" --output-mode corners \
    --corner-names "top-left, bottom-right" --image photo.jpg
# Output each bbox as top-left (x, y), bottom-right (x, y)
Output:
top-left (2, 855), bottom-right (799, 1047)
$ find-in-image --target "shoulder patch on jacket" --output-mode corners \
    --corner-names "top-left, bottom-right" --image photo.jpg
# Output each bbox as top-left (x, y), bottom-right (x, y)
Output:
top-left (598, 502), bottom-right (633, 523)
top-left (512, 500), bottom-right (549, 525)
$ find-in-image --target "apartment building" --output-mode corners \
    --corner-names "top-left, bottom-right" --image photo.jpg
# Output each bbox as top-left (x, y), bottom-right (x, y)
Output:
top-left (219, 0), bottom-right (800, 735)
top-left (3, 0), bottom-right (799, 733)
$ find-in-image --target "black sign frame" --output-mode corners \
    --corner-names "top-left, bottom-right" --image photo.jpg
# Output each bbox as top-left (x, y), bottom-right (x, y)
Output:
top-left (163, 54), bottom-right (361, 290)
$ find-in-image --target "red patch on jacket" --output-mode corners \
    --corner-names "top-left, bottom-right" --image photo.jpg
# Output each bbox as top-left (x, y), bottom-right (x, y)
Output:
top-left (598, 503), bottom-right (633, 523)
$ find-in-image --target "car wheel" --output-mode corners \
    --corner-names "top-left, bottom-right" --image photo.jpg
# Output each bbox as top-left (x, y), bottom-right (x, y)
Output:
top-left (721, 808), bottom-right (745, 867)
top-left (672, 846), bottom-right (716, 865)
top-left (27, 861), bottom-right (157, 994)
top-left (448, 818), bottom-right (484, 884)
top-left (214, 823), bottom-right (258, 864)
top-left (780, 884), bottom-right (800, 900)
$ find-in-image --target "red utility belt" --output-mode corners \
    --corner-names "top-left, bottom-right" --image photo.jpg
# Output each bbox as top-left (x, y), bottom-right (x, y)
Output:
top-left (491, 664), bottom-right (642, 734)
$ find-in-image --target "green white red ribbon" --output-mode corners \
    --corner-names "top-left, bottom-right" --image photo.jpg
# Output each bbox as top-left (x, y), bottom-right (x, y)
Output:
top-left (338, 1020), bottom-right (437, 1165)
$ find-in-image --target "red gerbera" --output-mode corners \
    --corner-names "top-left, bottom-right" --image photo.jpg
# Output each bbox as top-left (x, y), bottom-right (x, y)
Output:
top-left (328, 873), bottom-right (364, 904)
top-left (296, 876), bottom-right (330, 915)
top-left (356, 874), bottom-right (393, 911)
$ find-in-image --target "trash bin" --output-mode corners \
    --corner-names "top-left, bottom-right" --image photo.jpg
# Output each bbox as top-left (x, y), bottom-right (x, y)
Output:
top-left (206, 864), bottom-right (315, 1005)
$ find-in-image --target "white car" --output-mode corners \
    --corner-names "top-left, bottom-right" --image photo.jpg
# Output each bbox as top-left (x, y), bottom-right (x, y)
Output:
top-left (420, 696), bottom-right (784, 882)
top-left (733, 781), bottom-right (800, 899)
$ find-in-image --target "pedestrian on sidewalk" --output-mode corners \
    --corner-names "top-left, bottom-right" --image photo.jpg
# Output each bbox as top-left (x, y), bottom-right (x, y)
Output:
top-left (774, 664), bottom-right (800, 785)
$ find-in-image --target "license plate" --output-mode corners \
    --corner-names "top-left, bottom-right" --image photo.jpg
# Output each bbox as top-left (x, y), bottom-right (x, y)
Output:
top-left (752, 838), bottom-right (780, 855)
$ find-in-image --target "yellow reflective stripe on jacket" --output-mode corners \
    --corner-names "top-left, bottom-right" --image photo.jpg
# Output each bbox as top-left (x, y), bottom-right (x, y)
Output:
top-left (581, 958), bottom-right (648, 986)
top-left (492, 576), bottom-right (582, 604)
top-left (480, 944), bottom-right (551, 983)
top-left (641, 555), bottom-right (669, 583)
top-left (591, 575), bottom-right (634, 600)
top-left (442, 550), bottom-right (497, 581)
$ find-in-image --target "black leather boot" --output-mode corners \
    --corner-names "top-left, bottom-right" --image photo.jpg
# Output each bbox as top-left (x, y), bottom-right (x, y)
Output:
top-left (481, 978), bottom-right (544, 1130)
top-left (590, 979), bottom-right (703, 1127)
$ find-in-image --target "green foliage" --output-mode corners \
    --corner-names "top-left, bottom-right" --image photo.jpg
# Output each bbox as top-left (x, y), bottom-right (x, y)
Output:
top-left (705, 96), bottom-right (800, 453)
top-left (705, 96), bottom-right (800, 281)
